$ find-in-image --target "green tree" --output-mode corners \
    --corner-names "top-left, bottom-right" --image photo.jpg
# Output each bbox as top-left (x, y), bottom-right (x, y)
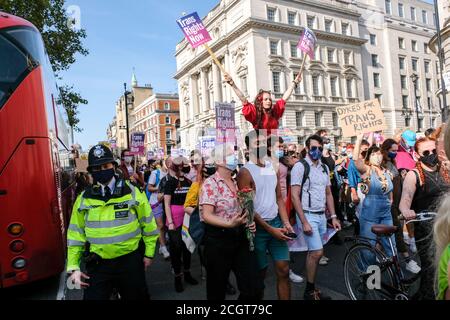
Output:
top-left (0, 0), bottom-right (88, 132)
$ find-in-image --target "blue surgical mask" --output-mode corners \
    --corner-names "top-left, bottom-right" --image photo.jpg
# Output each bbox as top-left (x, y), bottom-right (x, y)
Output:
top-left (308, 148), bottom-right (322, 161)
top-left (388, 151), bottom-right (397, 159)
top-left (225, 154), bottom-right (238, 171)
top-left (92, 168), bottom-right (115, 184)
top-left (324, 143), bottom-right (331, 150)
top-left (274, 150), bottom-right (284, 159)
top-left (348, 153), bottom-right (353, 159)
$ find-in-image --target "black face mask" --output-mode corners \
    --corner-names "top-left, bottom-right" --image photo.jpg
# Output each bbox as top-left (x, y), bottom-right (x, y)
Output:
top-left (420, 153), bottom-right (438, 168)
top-left (182, 166), bottom-right (191, 174)
top-left (92, 168), bottom-right (115, 184)
top-left (203, 165), bottom-right (216, 177)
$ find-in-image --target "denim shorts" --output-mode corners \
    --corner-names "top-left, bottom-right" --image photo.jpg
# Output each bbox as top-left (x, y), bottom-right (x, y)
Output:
top-left (151, 203), bottom-right (163, 219)
top-left (254, 215), bottom-right (289, 270)
top-left (302, 212), bottom-right (327, 251)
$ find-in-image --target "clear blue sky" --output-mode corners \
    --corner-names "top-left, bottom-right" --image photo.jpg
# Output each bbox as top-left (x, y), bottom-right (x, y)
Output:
top-left (63, 0), bottom-right (434, 149)
top-left (62, 0), bottom-right (218, 149)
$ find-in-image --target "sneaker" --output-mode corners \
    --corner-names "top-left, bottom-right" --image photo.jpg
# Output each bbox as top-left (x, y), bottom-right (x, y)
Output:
top-left (159, 245), bottom-right (170, 259)
top-left (184, 271), bottom-right (199, 285)
top-left (410, 239), bottom-right (417, 253)
top-left (319, 256), bottom-right (329, 266)
top-left (304, 289), bottom-right (332, 300)
top-left (405, 260), bottom-right (421, 274)
top-left (322, 256), bottom-right (330, 262)
top-left (289, 270), bottom-right (304, 283)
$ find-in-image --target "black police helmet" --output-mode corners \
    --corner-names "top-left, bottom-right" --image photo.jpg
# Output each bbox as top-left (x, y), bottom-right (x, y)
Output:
top-left (87, 144), bottom-right (115, 172)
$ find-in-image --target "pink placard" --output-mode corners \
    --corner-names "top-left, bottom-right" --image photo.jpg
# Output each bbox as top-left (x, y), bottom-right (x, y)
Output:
top-left (297, 27), bottom-right (317, 60)
top-left (176, 12), bottom-right (212, 48)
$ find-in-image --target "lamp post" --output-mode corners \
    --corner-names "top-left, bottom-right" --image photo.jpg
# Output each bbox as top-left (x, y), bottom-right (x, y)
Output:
top-left (433, 0), bottom-right (448, 122)
top-left (123, 83), bottom-right (132, 149)
top-left (410, 73), bottom-right (421, 132)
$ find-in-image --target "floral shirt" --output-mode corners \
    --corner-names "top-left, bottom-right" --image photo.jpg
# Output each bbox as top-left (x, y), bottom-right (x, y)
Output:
top-left (199, 172), bottom-right (239, 222)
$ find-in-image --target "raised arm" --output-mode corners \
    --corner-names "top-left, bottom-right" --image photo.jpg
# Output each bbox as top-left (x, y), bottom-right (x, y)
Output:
top-left (224, 72), bottom-right (248, 104)
top-left (282, 73), bottom-right (302, 101)
top-left (353, 134), bottom-right (367, 174)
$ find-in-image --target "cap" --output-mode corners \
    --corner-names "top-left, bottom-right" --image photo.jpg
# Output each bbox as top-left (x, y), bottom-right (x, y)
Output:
top-left (87, 144), bottom-right (114, 171)
top-left (401, 130), bottom-right (416, 147)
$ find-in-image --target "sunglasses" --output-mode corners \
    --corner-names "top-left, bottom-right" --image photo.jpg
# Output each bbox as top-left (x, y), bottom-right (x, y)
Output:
top-left (310, 146), bottom-right (324, 152)
top-left (421, 149), bottom-right (437, 157)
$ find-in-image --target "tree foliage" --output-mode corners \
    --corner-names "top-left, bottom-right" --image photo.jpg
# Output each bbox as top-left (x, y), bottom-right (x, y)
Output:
top-left (0, 0), bottom-right (88, 131)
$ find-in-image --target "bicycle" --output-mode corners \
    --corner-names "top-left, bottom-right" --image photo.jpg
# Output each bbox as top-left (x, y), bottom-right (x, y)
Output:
top-left (343, 211), bottom-right (436, 300)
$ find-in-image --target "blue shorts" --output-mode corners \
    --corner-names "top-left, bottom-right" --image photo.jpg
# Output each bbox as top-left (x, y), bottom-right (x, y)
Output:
top-left (254, 215), bottom-right (289, 270)
top-left (151, 203), bottom-right (163, 219)
top-left (301, 212), bottom-right (327, 251)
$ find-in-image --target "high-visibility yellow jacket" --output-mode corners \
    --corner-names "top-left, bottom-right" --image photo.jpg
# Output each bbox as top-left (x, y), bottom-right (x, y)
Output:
top-left (67, 179), bottom-right (158, 271)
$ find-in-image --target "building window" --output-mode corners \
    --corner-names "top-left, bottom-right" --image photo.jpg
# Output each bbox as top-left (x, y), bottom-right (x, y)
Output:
top-left (295, 111), bottom-right (304, 127)
top-left (412, 40), bottom-right (418, 52)
top-left (332, 112), bottom-right (338, 127)
top-left (375, 94), bottom-right (382, 104)
top-left (402, 95), bottom-right (409, 109)
top-left (428, 97), bottom-right (432, 110)
top-left (270, 40), bottom-right (279, 55)
top-left (267, 7), bottom-right (276, 21)
top-left (385, 0), bottom-right (391, 14)
top-left (431, 117), bottom-right (436, 127)
top-left (401, 75), bottom-right (407, 89)
top-left (344, 51), bottom-right (351, 65)
top-left (165, 116), bottom-right (170, 124)
top-left (272, 71), bottom-right (281, 93)
top-left (288, 11), bottom-right (296, 25)
top-left (398, 3), bottom-right (404, 17)
top-left (164, 102), bottom-right (170, 110)
top-left (370, 34), bottom-right (376, 45)
top-left (373, 73), bottom-right (380, 88)
top-left (371, 54), bottom-right (378, 67)
top-left (424, 43), bottom-right (429, 54)
top-left (307, 16), bottom-right (315, 29)
top-left (436, 61), bottom-right (440, 74)
top-left (342, 22), bottom-right (349, 35)
top-left (399, 57), bottom-right (405, 70)
top-left (315, 111), bottom-right (322, 127)
top-left (412, 58), bottom-right (418, 72)
top-left (433, 13), bottom-right (437, 26)
top-left (346, 78), bottom-right (353, 97)
top-left (325, 19), bottom-right (333, 32)
top-left (405, 117), bottom-right (411, 127)
top-left (418, 118), bottom-right (423, 130)
top-left (398, 37), bottom-right (405, 49)
top-left (425, 61), bottom-right (430, 73)
top-left (330, 76), bottom-right (338, 96)
top-left (298, 136), bottom-right (304, 147)
top-left (426, 78), bottom-right (431, 92)
top-left (165, 129), bottom-right (171, 140)
top-left (290, 42), bottom-right (298, 57)
top-left (410, 7), bottom-right (416, 21)
top-left (422, 10), bottom-right (427, 24)
top-left (312, 75), bottom-right (320, 96)
top-left (327, 48), bottom-right (335, 63)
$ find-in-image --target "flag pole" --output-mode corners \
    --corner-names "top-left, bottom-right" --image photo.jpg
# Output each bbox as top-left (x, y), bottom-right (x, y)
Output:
top-left (204, 43), bottom-right (226, 74)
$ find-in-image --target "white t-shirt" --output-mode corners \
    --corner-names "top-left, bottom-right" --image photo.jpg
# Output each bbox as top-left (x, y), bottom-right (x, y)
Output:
top-left (148, 169), bottom-right (167, 206)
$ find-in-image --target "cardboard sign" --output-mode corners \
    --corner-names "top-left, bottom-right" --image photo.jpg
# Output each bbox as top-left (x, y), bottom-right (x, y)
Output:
top-left (129, 132), bottom-right (145, 155)
top-left (215, 102), bottom-right (236, 143)
top-left (176, 12), bottom-right (212, 48)
top-left (75, 158), bottom-right (88, 173)
top-left (297, 27), bottom-right (317, 60)
top-left (199, 136), bottom-right (216, 157)
top-left (336, 99), bottom-right (386, 138)
top-left (147, 151), bottom-right (155, 160)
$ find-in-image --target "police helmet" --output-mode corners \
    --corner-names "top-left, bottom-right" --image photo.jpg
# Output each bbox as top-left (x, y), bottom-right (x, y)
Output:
top-left (87, 144), bottom-right (115, 172)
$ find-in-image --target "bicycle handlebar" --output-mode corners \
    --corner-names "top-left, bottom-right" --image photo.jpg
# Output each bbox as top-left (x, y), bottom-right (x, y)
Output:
top-left (398, 211), bottom-right (437, 224)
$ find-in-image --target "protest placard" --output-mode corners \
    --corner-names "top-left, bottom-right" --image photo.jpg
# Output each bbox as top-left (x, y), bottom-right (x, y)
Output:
top-left (129, 132), bottom-right (145, 155)
top-left (199, 136), bottom-right (216, 157)
top-left (147, 151), bottom-right (155, 160)
top-left (215, 102), bottom-right (236, 144)
top-left (336, 99), bottom-right (386, 138)
top-left (109, 139), bottom-right (117, 149)
top-left (75, 158), bottom-right (88, 173)
top-left (297, 27), bottom-right (317, 60)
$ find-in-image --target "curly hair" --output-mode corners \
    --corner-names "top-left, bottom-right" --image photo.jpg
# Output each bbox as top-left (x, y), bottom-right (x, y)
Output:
top-left (364, 145), bottom-right (382, 167)
top-left (254, 90), bottom-right (275, 129)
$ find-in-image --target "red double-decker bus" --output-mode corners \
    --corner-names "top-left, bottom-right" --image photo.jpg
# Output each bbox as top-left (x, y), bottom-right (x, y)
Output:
top-left (0, 12), bottom-right (76, 288)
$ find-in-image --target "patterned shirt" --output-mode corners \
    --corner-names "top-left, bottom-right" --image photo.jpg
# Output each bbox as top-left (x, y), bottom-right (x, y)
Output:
top-left (199, 172), bottom-right (239, 222)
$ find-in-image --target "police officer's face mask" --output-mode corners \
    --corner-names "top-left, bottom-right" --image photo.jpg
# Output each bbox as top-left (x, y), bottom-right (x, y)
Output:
top-left (92, 168), bottom-right (115, 184)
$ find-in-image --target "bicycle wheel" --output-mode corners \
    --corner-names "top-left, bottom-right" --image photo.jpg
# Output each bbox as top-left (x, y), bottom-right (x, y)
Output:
top-left (344, 242), bottom-right (397, 300)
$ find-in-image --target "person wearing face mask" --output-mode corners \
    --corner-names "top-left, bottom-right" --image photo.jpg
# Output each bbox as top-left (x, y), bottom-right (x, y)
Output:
top-left (67, 145), bottom-right (158, 300)
top-left (400, 137), bottom-right (449, 299)
top-left (290, 135), bottom-right (341, 300)
top-left (164, 156), bottom-right (197, 292)
top-left (224, 72), bottom-right (302, 134)
top-left (354, 135), bottom-right (395, 258)
top-left (396, 130), bottom-right (417, 171)
top-left (199, 145), bottom-right (261, 300)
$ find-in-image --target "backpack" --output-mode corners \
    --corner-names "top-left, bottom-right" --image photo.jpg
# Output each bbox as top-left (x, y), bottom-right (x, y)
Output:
top-left (188, 206), bottom-right (205, 245)
top-left (298, 158), bottom-right (329, 208)
top-left (145, 169), bottom-right (160, 200)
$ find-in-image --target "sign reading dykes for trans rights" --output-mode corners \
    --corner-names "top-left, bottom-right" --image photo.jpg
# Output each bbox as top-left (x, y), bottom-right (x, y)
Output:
top-left (336, 99), bottom-right (386, 138)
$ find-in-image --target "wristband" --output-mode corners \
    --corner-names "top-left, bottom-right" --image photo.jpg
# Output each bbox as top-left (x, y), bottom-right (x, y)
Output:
top-left (330, 214), bottom-right (337, 219)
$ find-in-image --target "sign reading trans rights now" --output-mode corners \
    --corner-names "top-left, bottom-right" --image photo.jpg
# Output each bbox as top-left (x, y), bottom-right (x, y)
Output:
top-left (176, 12), bottom-right (211, 48)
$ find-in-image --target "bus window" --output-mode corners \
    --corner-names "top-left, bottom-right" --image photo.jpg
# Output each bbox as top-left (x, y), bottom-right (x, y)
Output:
top-left (0, 34), bottom-right (30, 109)
top-left (5, 27), bottom-right (46, 65)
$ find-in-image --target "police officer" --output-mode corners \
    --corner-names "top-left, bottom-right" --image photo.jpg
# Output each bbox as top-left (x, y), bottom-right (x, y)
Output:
top-left (67, 145), bottom-right (158, 300)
